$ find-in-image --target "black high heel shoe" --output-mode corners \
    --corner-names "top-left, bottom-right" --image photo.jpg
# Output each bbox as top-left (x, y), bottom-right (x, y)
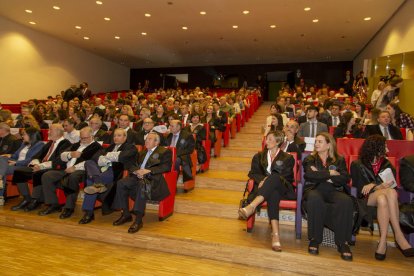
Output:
top-left (396, 243), bottom-right (414, 257)
top-left (375, 242), bottom-right (387, 261)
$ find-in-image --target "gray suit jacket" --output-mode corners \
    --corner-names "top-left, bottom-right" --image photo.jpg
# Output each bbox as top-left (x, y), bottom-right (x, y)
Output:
top-left (297, 121), bottom-right (328, 138)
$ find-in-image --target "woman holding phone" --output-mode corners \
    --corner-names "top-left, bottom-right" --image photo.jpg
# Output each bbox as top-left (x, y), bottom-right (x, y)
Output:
top-left (350, 135), bottom-right (414, 260)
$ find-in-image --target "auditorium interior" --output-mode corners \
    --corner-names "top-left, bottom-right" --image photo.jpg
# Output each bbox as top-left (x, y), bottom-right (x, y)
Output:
top-left (0, 0), bottom-right (414, 275)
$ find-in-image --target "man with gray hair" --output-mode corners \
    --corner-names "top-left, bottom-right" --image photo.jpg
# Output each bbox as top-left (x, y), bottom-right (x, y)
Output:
top-left (89, 117), bottom-right (108, 142)
top-left (12, 124), bottom-right (72, 211)
top-left (0, 122), bottom-right (21, 155)
top-left (39, 127), bottom-right (102, 219)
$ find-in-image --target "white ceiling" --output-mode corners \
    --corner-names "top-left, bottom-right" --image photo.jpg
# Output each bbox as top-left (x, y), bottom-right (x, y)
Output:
top-left (0, 0), bottom-right (405, 68)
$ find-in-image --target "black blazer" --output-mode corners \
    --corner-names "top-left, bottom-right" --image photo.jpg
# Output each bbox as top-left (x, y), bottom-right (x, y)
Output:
top-left (326, 115), bottom-right (343, 127)
top-left (131, 146), bottom-right (172, 201)
top-left (93, 142), bottom-right (138, 179)
top-left (248, 149), bottom-right (295, 193)
top-left (363, 124), bottom-right (403, 140)
top-left (63, 141), bottom-right (102, 169)
top-left (136, 130), bottom-right (165, 146)
top-left (184, 124), bottom-right (206, 146)
top-left (285, 136), bottom-right (306, 159)
top-left (0, 133), bottom-right (22, 155)
top-left (350, 158), bottom-right (396, 198)
top-left (215, 111), bottom-right (227, 131)
top-left (105, 128), bottom-right (138, 145)
top-left (94, 129), bottom-right (109, 142)
top-left (33, 138), bottom-right (72, 169)
top-left (166, 130), bottom-right (195, 167)
top-left (400, 155), bottom-right (414, 193)
top-left (303, 154), bottom-right (350, 193)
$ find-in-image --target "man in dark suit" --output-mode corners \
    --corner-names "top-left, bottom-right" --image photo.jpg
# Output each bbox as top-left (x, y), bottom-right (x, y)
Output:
top-left (89, 117), bottom-right (108, 142)
top-left (212, 101), bottom-right (227, 131)
top-left (39, 127), bottom-right (102, 219)
top-left (79, 128), bottom-right (138, 224)
top-left (281, 121), bottom-right (306, 159)
top-left (297, 106), bottom-right (328, 138)
top-left (325, 103), bottom-right (343, 127)
top-left (0, 122), bottom-right (21, 155)
top-left (133, 108), bottom-right (151, 132)
top-left (63, 85), bottom-right (77, 102)
top-left (105, 114), bottom-right (138, 145)
top-left (166, 120), bottom-right (195, 182)
top-left (364, 111), bottom-right (403, 140)
top-left (13, 124), bottom-right (72, 212)
top-left (112, 132), bottom-right (172, 233)
top-left (135, 118), bottom-right (166, 146)
top-left (77, 82), bottom-right (92, 101)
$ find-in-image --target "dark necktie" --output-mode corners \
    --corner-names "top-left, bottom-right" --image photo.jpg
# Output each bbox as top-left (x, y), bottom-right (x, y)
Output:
top-left (43, 141), bottom-right (56, 162)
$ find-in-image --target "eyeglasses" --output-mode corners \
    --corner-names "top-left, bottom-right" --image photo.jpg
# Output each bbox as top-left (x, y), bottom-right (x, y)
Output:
top-left (80, 136), bottom-right (92, 140)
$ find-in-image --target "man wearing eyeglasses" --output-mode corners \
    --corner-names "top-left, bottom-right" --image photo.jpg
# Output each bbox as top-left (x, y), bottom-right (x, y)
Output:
top-left (39, 127), bottom-right (102, 219)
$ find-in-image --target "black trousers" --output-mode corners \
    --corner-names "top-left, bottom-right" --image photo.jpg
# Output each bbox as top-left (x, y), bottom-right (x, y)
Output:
top-left (304, 185), bottom-right (353, 245)
top-left (112, 175), bottom-right (146, 217)
top-left (257, 174), bottom-right (292, 221)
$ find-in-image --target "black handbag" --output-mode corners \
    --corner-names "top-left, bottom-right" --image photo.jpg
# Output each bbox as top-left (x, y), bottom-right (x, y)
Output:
top-left (196, 144), bottom-right (207, 164)
top-left (140, 177), bottom-right (152, 200)
top-left (400, 202), bottom-right (414, 234)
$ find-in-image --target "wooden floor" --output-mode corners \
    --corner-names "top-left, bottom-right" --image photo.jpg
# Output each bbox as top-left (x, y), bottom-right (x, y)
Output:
top-left (1, 102), bottom-right (413, 275)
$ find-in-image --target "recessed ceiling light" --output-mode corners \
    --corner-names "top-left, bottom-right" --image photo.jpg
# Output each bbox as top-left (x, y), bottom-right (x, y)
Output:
top-left (270, 25), bottom-right (276, 28)
top-left (114, 36), bottom-right (120, 39)
top-left (96, 1), bottom-right (103, 5)
top-left (141, 32), bottom-right (147, 36)
top-left (182, 26), bottom-right (188, 30)
top-left (200, 11), bottom-right (206, 15)
top-left (232, 25), bottom-right (238, 29)
top-left (25, 9), bottom-right (32, 13)
top-left (144, 13), bottom-right (151, 17)
top-left (53, 6), bottom-right (60, 10)
top-left (312, 19), bottom-right (319, 23)
top-left (242, 10), bottom-right (249, 15)
top-left (364, 17), bottom-right (372, 21)
top-left (75, 26), bottom-right (82, 29)
top-left (104, 17), bottom-right (111, 21)
top-left (304, 7), bottom-right (311, 11)
top-left (29, 21), bottom-right (36, 25)
top-left (83, 36), bottom-right (90, 40)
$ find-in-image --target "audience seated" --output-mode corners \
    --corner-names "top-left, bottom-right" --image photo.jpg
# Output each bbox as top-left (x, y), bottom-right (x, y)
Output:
top-left (303, 132), bottom-right (353, 261)
top-left (238, 131), bottom-right (295, 251)
top-left (79, 128), bottom-right (138, 224)
top-left (166, 120), bottom-right (195, 183)
top-left (112, 132), bottom-right (172, 233)
top-left (297, 106), bottom-right (328, 138)
top-left (39, 127), bottom-right (102, 219)
top-left (333, 112), bottom-right (364, 139)
top-left (350, 135), bottom-right (414, 259)
top-left (12, 124), bottom-right (72, 212)
top-left (0, 122), bottom-right (22, 155)
top-left (281, 121), bottom-right (305, 159)
top-left (63, 118), bottom-right (80, 144)
top-left (386, 103), bottom-right (414, 129)
top-left (0, 128), bottom-right (43, 205)
top-left (364, 111), bottom-right (403, 140)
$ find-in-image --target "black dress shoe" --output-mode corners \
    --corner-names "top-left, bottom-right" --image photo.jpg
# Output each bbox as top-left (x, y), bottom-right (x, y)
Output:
top-left (375, 243), bottom-right (387, 261)
top-left (113, 215), bottom-right (132, 226)
top-left (128, 221), bottom-right (143, 233)
top-left (24, 200), bottom-right (41, 212)
top-left (59, 208), bottom-right (74, 219)
top-left (79, 213), bottom-right (95, 224)
top-left (308, 240), bottom-right (320, 255)
top-left (38, 205), bottom-right (62, 216)
top-left (11, 199), bottom-right (30, 211)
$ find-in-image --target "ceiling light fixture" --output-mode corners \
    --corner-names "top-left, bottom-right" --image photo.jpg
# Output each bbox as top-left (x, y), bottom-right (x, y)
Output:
top-left (114, 36), bottom-right (120, 39)
top-left (75, 26), bottom-right (82, 29)
top-left (141, 32), bottom-right (147, 36)
top-left (270, 25), bottom-right (276, 28)
top-left (29, 21), bottom-right (36, 25)
top-left (364, 17), bottom-right (371, 21)
top-left (104, 17), bottom-right (111, 21)
top-left (83, 36), bottom-right (90, 40)
top-left (96, 1), bottom-right (103, 5)
top-left (25, 9), bottom-right (32, 13)
top-left (312, 19), bottom-right (319, 23)
top-left (242, 10), bottom-right (249, 14)
top-left (182, 26), bottom-right (188, 30)
top-left (232, 25), bottom-right (238, 29)
top-left (144, 13), bottom-right (151, 17)
top-left (53, 6), bottom-right (60, 10)
top-left (200, 11), bottom-right (206, 15)
top-left (304, 7), bottom-right (311, 11)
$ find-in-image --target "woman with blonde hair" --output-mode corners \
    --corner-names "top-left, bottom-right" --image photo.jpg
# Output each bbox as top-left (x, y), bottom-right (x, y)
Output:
top-left (303, 132), bottom-right (353, 261)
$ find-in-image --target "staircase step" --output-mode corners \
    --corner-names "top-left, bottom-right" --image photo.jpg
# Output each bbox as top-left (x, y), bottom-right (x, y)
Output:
top-left (195, 176), bottom-right (246, 191)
